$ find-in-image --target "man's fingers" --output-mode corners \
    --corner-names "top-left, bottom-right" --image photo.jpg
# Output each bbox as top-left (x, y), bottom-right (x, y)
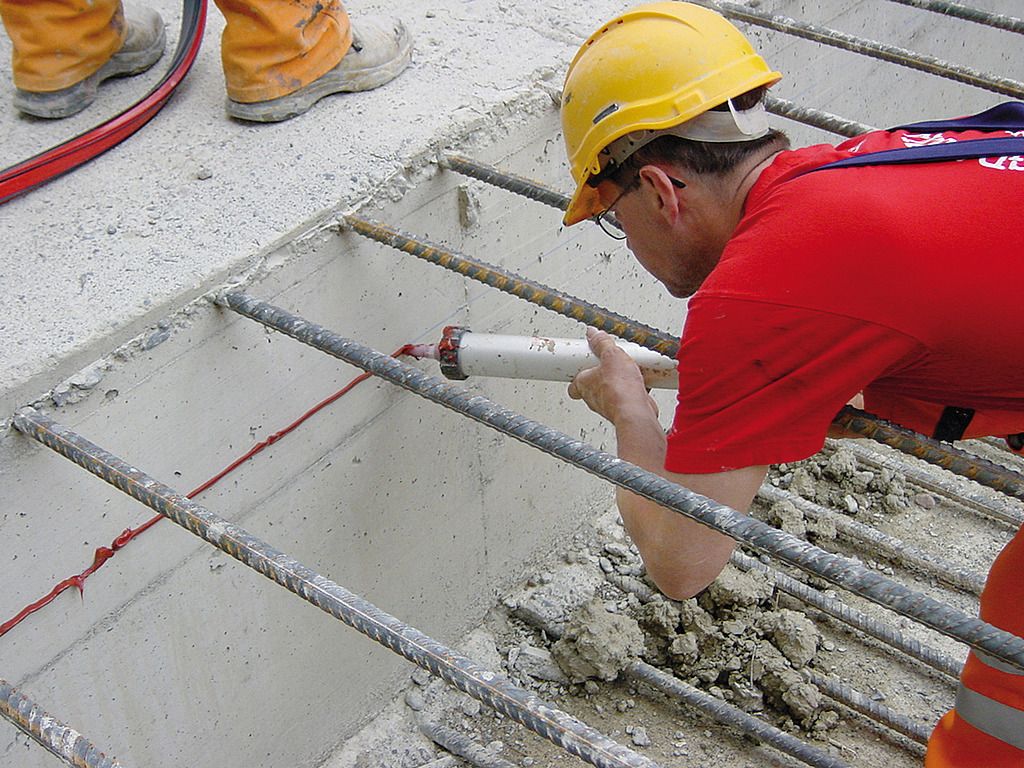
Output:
top-left (567, 379), bottom-right (581, 400)
top-left (586, 327), bottom-right (618, 357)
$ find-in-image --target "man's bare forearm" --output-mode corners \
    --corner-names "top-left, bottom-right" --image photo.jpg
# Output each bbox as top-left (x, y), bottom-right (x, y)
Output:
top-left (611, 404), bottom-right (765, 599)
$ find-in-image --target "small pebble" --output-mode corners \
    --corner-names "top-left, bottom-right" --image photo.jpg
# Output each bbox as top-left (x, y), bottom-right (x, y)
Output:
top-left (405, 690), bottom-right (425, 711)
top-left (584, 680), bottom-right (600, 695)
top-left (196, 167), bottom-right (213, 180)
top-left (461, 698), bottom-right (482, 717)
top-left (913, 493), bottom-right (938, 509)
top-left (631, 726), bottom-right (652, 747)
top-left (411, 668), bottom-right (431, 686)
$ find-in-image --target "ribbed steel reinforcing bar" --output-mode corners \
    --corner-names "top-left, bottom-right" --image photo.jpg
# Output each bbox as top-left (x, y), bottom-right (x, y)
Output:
top-left (834, 406), bottom-right (1024, 502)
top-left (343, 215), bottom-right (1024, 503)
top-left (884, 0), bottom-right (1024, 34)
top-left (442, 154), bottom-right (571, 211)
top-left (342, 214), bottom-right (677, 357)
top-left (220, 292), bottom-right (1024, 672)
top-left (695, 0), bottom-right (1024, 99)
top-left (11, 410), bottom-right (660, 768)
top-left (1, 680), bottom-right (124, 768)
top-left (762, 95), bottom-right (875, 138)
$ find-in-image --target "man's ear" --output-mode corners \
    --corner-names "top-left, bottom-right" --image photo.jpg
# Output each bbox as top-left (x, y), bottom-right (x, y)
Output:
top-left (638, 165), bottom-right (686, 225)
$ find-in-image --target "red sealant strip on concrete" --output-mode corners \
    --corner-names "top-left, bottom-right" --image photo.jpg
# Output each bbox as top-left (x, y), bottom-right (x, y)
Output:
top-left (0, 345), bottom-right (415, 638)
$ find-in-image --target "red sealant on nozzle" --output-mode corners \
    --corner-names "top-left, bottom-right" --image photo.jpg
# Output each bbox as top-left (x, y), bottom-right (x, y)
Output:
top-left (405, 343), bottom-right (440, 360)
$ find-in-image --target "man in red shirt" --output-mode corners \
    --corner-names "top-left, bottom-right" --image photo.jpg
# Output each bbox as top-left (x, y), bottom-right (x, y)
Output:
top-left (561, 3), bottom-right (1024, 765)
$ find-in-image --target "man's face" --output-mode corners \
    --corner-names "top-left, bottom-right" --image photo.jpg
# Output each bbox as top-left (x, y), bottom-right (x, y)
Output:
top-left (600, 174), bottom-right (720, 299)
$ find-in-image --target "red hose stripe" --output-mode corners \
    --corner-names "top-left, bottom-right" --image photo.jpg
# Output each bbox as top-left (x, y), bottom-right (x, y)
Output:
top-left (0, 0), bottom-right (207, 204)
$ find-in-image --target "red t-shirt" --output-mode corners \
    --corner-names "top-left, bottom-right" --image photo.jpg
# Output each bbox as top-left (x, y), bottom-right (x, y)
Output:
top-left (664, 127), bottom-right (1024, 474)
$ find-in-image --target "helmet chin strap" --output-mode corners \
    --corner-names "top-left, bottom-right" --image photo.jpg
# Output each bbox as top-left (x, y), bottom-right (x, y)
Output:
top-left (600, 100), bottom-right (771, 171)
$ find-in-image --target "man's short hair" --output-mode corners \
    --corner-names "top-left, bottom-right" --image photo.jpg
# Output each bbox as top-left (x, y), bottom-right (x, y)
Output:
top-left (612, 87), bottom-right (790, 186)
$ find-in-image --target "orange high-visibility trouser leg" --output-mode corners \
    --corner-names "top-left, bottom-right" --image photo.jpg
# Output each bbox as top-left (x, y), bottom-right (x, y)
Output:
top-left (214, 0), bottom-right (351, 103)
top-left (926, 526), bottom-right (1024, 767)
top-left (0, 0), bottom-right (125, 92)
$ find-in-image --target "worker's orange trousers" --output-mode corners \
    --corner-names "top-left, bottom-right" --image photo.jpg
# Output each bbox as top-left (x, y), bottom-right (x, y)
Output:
top-left (926, 525), bottom-right (1024, 766)
top-left (0, 0), bottom-right (351, 101)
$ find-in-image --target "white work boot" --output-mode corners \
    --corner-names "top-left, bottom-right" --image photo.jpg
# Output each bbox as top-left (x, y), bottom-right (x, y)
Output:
top-left (226, 16), bottom-right (413, 123)
top-left (13, 7), bottom-right (166, 119)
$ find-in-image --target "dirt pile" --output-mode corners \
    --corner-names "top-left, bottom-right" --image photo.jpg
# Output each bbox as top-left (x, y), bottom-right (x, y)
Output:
top-left (541, 549), bottom-right (839, 734)
top-left (773, 445), bottom-right (911, 517)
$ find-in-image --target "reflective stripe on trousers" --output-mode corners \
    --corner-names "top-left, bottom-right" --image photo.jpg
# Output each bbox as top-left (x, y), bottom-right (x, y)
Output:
top-left (955, 651), bottom-right (1024, 751)
top-left (926, 525), bottom-right (1024, 767)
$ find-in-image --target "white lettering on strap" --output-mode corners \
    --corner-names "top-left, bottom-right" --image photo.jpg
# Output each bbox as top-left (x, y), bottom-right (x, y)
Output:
top-left (979, 156), bottom-right (1024, 171)
top-left (955, 685), bottom-right (1024, 751)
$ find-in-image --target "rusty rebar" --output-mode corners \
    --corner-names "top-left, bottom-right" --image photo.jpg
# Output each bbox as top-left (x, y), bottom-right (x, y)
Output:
top-left (833, 406), bottom-right (1024, 504)
top-left (218, 293), bottom-right (1024, 671)
top-left (342, 215), bottom-right (1024, 505)
top-left (883, 0), bottom-right (1024, 34)
top-left (341, 214), bottom-right (675, 356)
top-left (839, 440), bottom-right (1024, 529)
top-left (692, 0), bottom-right (1024, 98)
top-left (11, 408), bottom-right (660, 768)
top-left (1, 680), bottom-right (124, 768)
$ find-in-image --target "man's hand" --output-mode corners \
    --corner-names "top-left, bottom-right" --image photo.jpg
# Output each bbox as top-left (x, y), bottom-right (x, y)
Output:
top-left (567, 327), bottom-right (659, 423)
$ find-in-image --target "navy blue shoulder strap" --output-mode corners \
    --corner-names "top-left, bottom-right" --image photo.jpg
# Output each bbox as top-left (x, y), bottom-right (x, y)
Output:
top-left (812, 101), bottom-right (1024, 172)
top-left (892, 101), bottom-right (1024, 132)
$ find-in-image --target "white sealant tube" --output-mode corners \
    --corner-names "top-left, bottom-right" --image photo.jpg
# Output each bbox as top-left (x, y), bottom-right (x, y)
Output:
top-left (444, 331), bottom-right (679, 389)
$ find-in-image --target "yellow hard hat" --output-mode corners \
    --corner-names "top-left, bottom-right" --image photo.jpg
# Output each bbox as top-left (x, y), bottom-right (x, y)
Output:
top-left (561, 2), bottom-right (782, 226)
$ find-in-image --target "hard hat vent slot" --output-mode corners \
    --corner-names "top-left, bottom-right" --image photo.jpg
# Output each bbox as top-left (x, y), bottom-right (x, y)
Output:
top-left (593, 103), bottom-right (620, 125)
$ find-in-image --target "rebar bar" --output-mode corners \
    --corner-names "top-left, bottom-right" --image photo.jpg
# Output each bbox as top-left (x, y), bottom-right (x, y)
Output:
top-left (883, 0), bottom-right (1024, 34)
top-left (763, 95), bottom-right (876, 138)
top-left (729, 552), bottom-right (963, 679)
top-left (219, 292), bottom-right (1024, 672)
top-left (514, 609), bottom-right (850, 768)
top-left (11, 408), bottom-right (660, 768)
top-left (802, 669), bottom-right (933, 745)
top-left (1, 680), bottom-right (124, 768)
top-left (343, 215), bottom-right (1024, 505)
top-left (420, 721), bottom-right (519, 768)
top-left (839, 440), bottom-right (1024, 529)
top-left (341, 215), bottom-right (675, 355)
top-left (626, 663), bottom-right (850, 768)
top-left (833, 406), bottom-right (1024, 504)
top-left (441, 154), bottom-right (571, 212)
top-left (692, 0), bottom-right (1024, 99)
top-left (758, 485), bottom-right (987, 596)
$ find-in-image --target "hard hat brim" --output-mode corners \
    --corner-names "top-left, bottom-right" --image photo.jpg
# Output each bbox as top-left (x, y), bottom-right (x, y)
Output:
top-left (563, 180), bottom-right (603, 227)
